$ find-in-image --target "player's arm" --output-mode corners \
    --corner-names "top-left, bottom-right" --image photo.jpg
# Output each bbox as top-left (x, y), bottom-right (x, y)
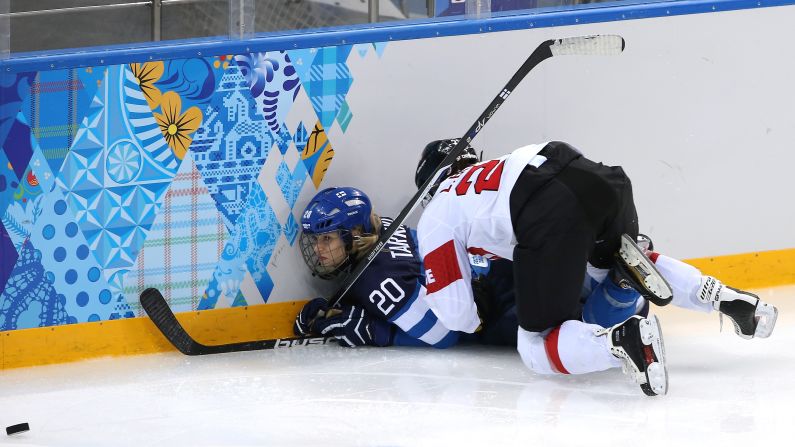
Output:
top-left (417, 219), bottom-right (480, 333)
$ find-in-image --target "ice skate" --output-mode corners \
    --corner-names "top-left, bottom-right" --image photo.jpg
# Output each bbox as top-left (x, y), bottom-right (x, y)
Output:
top-left (635, 233), bottom-right (653, 252)
top-left (596, 315), bottom-right (668, 396)
top-left (614, 234), bottom-right (673, 306)
top-left (697, 276), bottom-right (778, 339)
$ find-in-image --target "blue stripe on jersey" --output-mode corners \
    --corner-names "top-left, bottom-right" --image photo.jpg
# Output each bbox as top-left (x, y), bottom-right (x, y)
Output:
top-left (392, 326), bottom-right (460, 348)
top-left (388, 279), bottom-right (422, 322)
top-left (433, 331), bottom-right (459, 349)
top-left (392, 329), bottom-right (432, 347)
top-left (406, 309), bottom-right (438, 339)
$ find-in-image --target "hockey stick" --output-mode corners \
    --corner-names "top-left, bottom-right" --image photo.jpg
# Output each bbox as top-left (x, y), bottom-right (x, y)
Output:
top-left (141, 34), bottom-right (625, 355)
top-left (140, 288), bottom-right (331, 355)
top-left (329, 34), bottom-right (625, 306)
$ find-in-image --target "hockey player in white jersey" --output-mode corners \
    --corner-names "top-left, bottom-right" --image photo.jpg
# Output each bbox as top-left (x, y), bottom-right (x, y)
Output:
top-left (418, 140), bottom-right (778, 338)
top-left (415, 140), bottom-right (778, 396)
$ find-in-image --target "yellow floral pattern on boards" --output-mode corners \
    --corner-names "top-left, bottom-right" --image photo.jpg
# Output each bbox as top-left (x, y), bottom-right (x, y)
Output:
top-left (129, 62), bottom-right (164, 110)
top-left (153, 91), bottom-right (202, 160)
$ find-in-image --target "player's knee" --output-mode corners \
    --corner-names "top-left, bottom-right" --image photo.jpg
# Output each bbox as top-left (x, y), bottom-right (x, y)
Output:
top-left (582, 275), bottom-right (642, 326)
top-left (516, 327), bottom-right (558, 375)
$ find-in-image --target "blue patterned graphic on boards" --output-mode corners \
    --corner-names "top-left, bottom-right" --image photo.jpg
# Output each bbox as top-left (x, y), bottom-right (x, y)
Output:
top-left (158, 58), bottom-right (218, 107)
top-left (122, 156), bottom-right (227, 314)
top-left (1, 111), bottom-right (34, 185)
top-left (1, 154), bottom-right (45, 295)
top-left (276, 159), bottom-right (307, 210)
top-left (234, 51), bottom-right (301, 143)
top-left (58, 66), bottom-right (173, 273)
top-left (2, 164), bottom-right (44, 252)
top-left (289, 46), bottom-right (354, 130)
top-left (0, 72), bottom-right (35, 153)
top-left (190, 65), bottom-right (272, 230)
top-left (0, 223), bottom-right (18, 296)
top-left (283, 212), bottom-right (299, 246)
top-left (200, 186), bottom-right (281, 309)
top-left (0, 239), bottom-right (73, 330)
top-left (0, 148), bottom-right (19, 218)
top-left (293, 121), bottom-right (308, 153)
top-left (55, 65), bottom-right (182, 316)
top-left (22, 180), bottom-right (118, 323)
top-left (21, 68), bottom-right (105, 177)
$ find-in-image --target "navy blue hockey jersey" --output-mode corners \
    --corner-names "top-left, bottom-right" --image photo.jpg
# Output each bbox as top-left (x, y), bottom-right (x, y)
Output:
top-left (342, 217), bottom-right (458, 348)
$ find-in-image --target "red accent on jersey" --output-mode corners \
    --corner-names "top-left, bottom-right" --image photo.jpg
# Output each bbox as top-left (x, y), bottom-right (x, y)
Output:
top-left (466, 247), bottom-right (502, 260)
top-left (424, 240), bottom-right (463, 294)
top-left (648, 252), bottom-right (659, 263)
top-left (544, 326), bottom-right (570, 374)
top-left (454, 160), bottom-right (506, 196)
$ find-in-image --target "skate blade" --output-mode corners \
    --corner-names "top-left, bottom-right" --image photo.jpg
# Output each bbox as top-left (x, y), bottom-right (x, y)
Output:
top-left (619, 234), bottom-right (673, 306)
top-left (754, 302), bottom-right (778, 338)
top-left (639, 315), bottom-right (668, 396)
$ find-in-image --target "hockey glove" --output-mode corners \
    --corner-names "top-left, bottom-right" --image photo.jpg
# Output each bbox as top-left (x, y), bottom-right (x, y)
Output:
top-left (293, 297), bottom-right (330, 336)
top-left (471, 275), bottom-right (494, 326)
top-left (311, 305), bottom-right (393, 347)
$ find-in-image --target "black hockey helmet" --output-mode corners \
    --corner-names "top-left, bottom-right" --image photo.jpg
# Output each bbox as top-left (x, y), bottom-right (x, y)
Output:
top-left (414, 138), bottom-right (480, 189)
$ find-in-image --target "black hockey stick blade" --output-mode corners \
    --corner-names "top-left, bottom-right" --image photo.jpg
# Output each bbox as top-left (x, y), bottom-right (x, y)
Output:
top-left (140, 288), bottom-right (331, 355)
top-left (329, 34), bottom-right (625, 307)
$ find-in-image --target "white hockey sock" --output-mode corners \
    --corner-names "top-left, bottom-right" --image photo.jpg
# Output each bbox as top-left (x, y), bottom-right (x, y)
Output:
top-left (517, 321), bottom-right (621, 375)
top-left (554, 320), bottom-right (623, 374)
top-left (652, 254), bottom-right (712, 313)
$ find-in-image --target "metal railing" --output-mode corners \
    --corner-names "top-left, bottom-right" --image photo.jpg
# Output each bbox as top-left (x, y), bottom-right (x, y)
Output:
top-left (1, 0), bottom-right (440, 54)
top-left (1, 0), bottom-right (8, 59)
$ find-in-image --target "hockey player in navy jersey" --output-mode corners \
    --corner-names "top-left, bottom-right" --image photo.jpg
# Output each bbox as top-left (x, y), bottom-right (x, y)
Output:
top-left (414, 140), bottom-right (778, 396)
top-left (293, 186), bottom-right (459, 348)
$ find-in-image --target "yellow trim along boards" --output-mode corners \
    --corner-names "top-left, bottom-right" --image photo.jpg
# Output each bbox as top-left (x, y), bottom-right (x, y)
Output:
top-left (2, 248), bottom-right (794, 370)
top-left (1, 300), bottom-right (304, 370)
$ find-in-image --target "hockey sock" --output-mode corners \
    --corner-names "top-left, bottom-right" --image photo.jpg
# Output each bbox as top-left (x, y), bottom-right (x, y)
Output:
top-left (582, 275), bottom-right (642, 326)
top-left (517, 322), bottom-right (621, 375)
top-left (652, 253), bottom-right (712, 312)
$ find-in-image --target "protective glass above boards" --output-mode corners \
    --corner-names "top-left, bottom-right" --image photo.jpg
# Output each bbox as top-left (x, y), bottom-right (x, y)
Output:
top-left (2, 0), bottom-right (652, 56)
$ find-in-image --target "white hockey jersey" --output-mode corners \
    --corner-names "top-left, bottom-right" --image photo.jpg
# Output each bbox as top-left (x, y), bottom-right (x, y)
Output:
top-left (416, 143), bottom-right (550, 333)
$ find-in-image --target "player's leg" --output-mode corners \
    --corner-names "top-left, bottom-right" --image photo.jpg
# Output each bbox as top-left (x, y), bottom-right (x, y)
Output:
top-left (652, 254), bottom-right (778, 338)
top-left (511, 167), bottom-right (667, 396)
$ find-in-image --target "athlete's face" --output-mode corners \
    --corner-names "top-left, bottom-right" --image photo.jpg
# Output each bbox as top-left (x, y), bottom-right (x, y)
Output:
top-left (311, 231), bottom-right (347, 269)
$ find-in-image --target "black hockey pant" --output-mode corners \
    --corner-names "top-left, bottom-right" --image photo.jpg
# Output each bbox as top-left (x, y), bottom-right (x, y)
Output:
top-left (509, 141), bottom-right (639, 333)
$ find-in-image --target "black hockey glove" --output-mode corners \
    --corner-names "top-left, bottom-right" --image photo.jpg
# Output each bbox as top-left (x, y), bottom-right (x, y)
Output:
top-left (312, 305), bottom-right (393, 347)
top-left (471, 275), bottom-right (494, 327)
top-left (293, 297), bottom-right (330, 336)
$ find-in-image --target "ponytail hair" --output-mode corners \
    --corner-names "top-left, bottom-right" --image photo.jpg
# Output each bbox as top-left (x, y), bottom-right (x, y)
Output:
top-left (350, 213), bottom-right (382, 260)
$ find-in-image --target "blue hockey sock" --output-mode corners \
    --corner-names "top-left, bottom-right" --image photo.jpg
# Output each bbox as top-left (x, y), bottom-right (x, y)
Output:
top-left (582, 276), bottom-right (642, 327)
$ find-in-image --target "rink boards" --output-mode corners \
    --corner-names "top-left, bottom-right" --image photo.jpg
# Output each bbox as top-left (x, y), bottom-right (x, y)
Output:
top-left (1, 0), bottom-right (794, 368)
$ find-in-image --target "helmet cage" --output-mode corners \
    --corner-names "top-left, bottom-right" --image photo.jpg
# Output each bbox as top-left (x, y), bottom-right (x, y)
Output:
top-left (299, 229), bottom-right (353, 280)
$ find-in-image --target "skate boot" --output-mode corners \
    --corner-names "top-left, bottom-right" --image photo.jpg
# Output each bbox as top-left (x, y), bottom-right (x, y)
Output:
top-left (614, 234), bottom-right (673, 306)
top-left (596, 315), bottom-right (668, 396)
top-left (697, 276), bottom-right (778, 339)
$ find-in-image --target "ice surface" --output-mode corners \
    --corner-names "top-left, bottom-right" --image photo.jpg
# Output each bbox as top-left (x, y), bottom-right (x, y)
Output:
top-left (2, 286), bottom-right (794, 446)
